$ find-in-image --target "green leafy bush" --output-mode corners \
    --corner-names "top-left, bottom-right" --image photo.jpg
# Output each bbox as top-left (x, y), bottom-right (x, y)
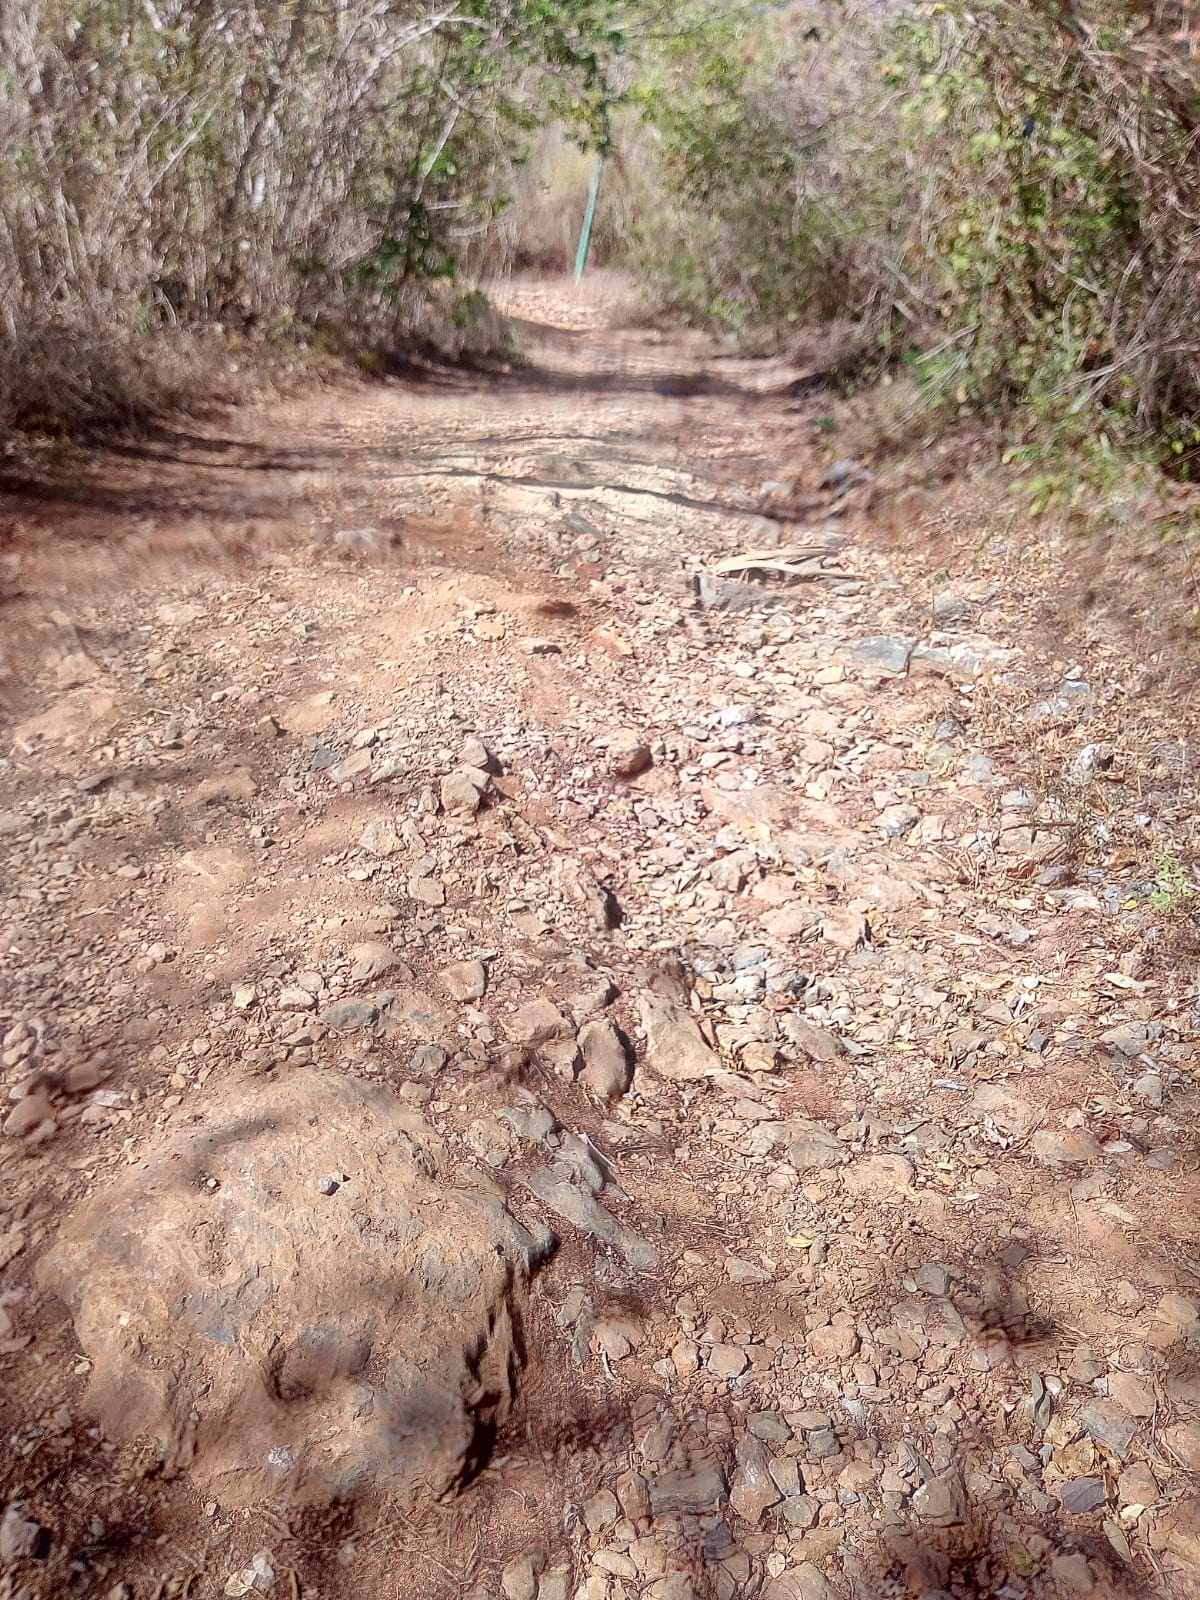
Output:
top-left (889, 1), bottom-right (1200, 451)
top-left (627, 5), bottom-right (909, 333)
top-left (622, 0), bottom-right (1200, 460)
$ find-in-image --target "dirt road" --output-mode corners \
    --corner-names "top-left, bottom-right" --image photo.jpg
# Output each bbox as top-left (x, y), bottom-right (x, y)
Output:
top-left (1, 281), bottom-right (1199, 1600)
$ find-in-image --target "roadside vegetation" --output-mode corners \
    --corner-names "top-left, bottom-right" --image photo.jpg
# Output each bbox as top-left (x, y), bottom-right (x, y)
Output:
top-left (0, 0), bottom-right (630, 431)
top-left (4, 0), bottom-right (1200, 532)
top-left (612, 1), bottom-right (1200, 539)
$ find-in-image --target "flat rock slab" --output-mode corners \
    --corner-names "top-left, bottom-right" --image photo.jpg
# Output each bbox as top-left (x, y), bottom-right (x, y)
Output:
top-left (523, 1165), bottom-right (658, 1272)
top-left (37, 1070), bottom-right (553, 1507)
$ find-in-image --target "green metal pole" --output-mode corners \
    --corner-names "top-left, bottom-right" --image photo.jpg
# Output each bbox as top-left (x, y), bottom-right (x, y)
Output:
top-left (573, 153), bottom-right (606, 283)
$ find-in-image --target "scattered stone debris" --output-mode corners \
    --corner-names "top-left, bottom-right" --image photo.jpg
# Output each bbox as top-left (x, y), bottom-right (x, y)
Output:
top-left (1, 278), bottom-right (1197, 1600)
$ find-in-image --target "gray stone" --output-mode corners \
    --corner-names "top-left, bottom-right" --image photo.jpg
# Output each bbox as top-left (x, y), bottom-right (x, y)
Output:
top-left (1116, 1461), bottom-right (1158, 1506)
top-left (581, 1488), bottom-right (618, 1535)
top-left (498, 1103), bottom-right (558, 1143)
top-left (643, 1579), bottom-right (699, 1600)
top-left (537, 1566), bottom-right (571, 1600)
top-left (1070, 743), bottom-right (1113, 784)
top-left (409, 875), bottom-right (446, 907)
top-left (878, 803), bottom-right (919, 838)
top-left (1079, 1399), bottom-right (1136, 1460)
top-left (971, 1083), bottom-right (1036, 1137)
top-left (506, 1000), bottom-right (573, 1047)
top-left (638, 994), bottom-right (718, 1082)
top-left (1059, 1477), bottom-right (1107, 1515)
top-left (840, 636), bottom-right (914, 675)
top-left (0, 1503), bottom-right (45, 1564)
top-left (459, 737), bottom-right (496, 773)
top-left (708, 1343), bottom-right (749, 1378)
top-left (730, 1435), bottom-right (781, 1523)
top-left (523, 1167), bottom-right (657, 1272)
top-left (915, 1262), bottom-right (951, 1296)
top-left (779, 1017), bottom-right (842, 1063)
top-left (3, 1094), bottom-right (56, 1139)
top-left (501, 1554), bottom-right (543, 1600)
top-left (440, 960), bottom-right (487, 1002)
top-left (1031, 1128), bottom-right (1102, 1169)
top-left (959, 752), bottom-right (997, 782)
top-left (784, 1116), bottom-right (843, 1172)
top-left (608, 729), bottom-right (652, 779)
top-left (806, 1427), bottom-right (841, 1460)
top-left (930, 592), bottom-right (972, 624)
top-left (768, 1565), bottom-right (834, 1600)
top-left (1107, 1371), bottom-right (1155, 1418)
top-left (726, 1256), bottom-right (770, 1284)
top-left (578, 1018), bottom-right (631, 1100)
top-left (1157, 1291), bottom-right (1200, 1333)
top-left (711, 850), bottom-right (755, 893)
top-left (1050, 1554), bottom-right (1095, 1594)
top-left (912, 1473), bottom-right (965, 1526)
top-left (648, 1463), bottom-right (727, 1517)
top-left (319, 997), bottom-right (384, 1032)
top-left (441, 767), bottom-right (488, 815)
top-left (35, 1070), bottom-right (551, 1509)
top-left (358, 818), bottom-right (401, 857)
top-left (330, 749), bottom-right (372, 783)
top-left (1164, 1422), bottom-right (1200, 1471)
top-left (349, 942), bottom-right (403, 983)
top-left (781, 1494), bottom-right (818, 1529)
top-left (1131, 1070), bottom-right (1163, 1108)
top-left (278, 985), bottom-right (317, 1011)
top-left (410, 1044), bottom-right (448, 1076)
top-left (749, 1411), bottom-right (792, 1443)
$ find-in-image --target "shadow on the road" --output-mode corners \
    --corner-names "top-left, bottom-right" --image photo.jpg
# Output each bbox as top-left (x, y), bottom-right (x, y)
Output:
top-left (381, 349), bottom-right (822, 406)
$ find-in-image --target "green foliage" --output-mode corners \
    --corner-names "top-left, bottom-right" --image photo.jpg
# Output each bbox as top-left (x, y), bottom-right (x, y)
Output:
top-left (618, 0), bottom-right (1200, 462)
top-left (627, 3), bottom-right (905, 330)
top-left (1151, 852), bottom-right (1195, 916)
top-left (889, 8), bottom-right (1136, 422)
top-left (8, 0), bottom-right (1200, 470)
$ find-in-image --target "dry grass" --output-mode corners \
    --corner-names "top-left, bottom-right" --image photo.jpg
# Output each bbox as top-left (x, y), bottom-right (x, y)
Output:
top-left (0, 322), bottom-right (263, 437)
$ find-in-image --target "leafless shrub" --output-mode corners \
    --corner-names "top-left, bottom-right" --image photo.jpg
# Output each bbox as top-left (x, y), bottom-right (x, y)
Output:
top-left (0, 0), bottom-right (622, 433)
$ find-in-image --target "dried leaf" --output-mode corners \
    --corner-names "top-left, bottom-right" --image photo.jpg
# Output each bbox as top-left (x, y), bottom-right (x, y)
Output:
top-left (1049, 1437), bottom-right (1096, 1479)
top-left (1103, 1519), bottom-right (1134, 1565)
top-left (1009, 1547), bottom-right (1036, 1578)
top-left (1045, 1413), bottom-right (1082, 1450)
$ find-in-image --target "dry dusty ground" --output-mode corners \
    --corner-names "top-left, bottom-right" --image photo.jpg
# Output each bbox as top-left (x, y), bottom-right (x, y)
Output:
top-left (2, 278), bottom-right (1200, 1600)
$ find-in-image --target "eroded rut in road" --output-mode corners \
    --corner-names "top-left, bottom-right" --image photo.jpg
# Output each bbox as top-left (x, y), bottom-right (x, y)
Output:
top-left (2, 280), bottom-right (1200, 1600)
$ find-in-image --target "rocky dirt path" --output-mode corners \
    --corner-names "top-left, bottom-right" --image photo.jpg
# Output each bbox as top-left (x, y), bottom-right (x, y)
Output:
top-left (2, 280), bottom-right (1200, 1600)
